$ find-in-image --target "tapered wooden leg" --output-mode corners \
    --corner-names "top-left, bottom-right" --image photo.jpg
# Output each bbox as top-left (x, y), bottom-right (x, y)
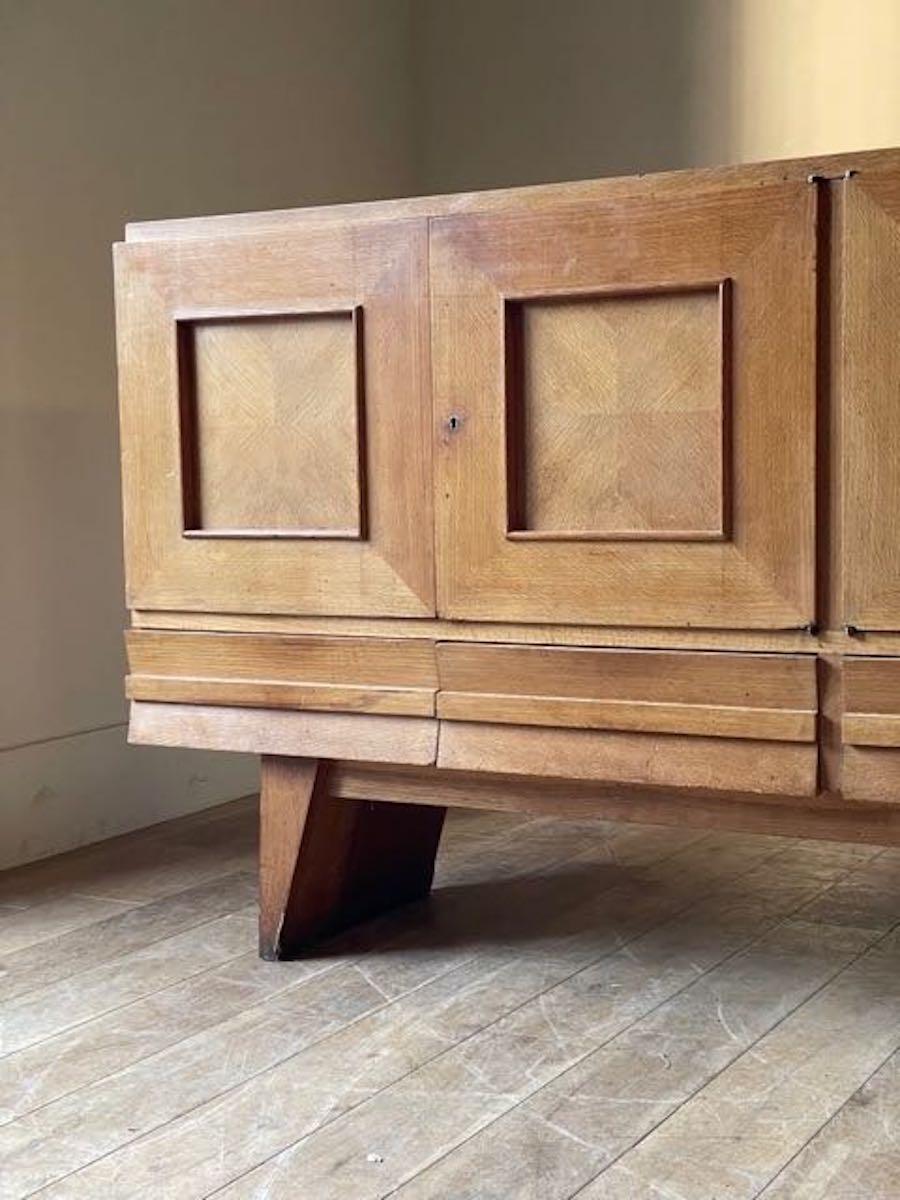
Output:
top-left (258, 755), bottom-right (447, 960)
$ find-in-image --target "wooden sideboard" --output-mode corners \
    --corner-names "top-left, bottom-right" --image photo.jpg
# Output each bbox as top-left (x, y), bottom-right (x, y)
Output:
top-left (115, 147), bottom-right (900, 959)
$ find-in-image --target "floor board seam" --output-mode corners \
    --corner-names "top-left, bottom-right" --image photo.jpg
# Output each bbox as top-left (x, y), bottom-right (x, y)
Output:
top-left (750, 1040), bottom-right (900, 1199)
top-left (8, 806), bottom-right (895, 1200)
top-left (21, 951), bottom-right (484, 1200)
top-left (565, 910), bottom-right (900, 1200)
top-left (371, 851), bottom-right (889, 1200)
top-left (0, 872), bottom-right (258, 1011)
top-left (187, 839), bottom-right (826, 1198)
top-left (19, 831), bottom-right (734, 1196)
top-left (1, 816), bottom-right (642, 1123)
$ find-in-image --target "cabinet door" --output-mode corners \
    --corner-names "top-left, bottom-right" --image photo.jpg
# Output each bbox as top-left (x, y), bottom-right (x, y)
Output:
top-left (431, 184), bottom-right (816, 628)
top-left (842, 174), bottom-right (900, 632)
top-left (115, 220), bottom-right (433, 617)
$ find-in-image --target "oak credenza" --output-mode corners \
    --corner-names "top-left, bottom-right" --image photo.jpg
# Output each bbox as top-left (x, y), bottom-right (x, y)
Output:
top-left (115, 147), bottom-right (900, 958)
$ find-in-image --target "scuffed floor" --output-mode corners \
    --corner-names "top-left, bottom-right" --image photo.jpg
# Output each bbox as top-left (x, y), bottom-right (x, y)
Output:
top-left (1, 797), bottom-right (898, 1198)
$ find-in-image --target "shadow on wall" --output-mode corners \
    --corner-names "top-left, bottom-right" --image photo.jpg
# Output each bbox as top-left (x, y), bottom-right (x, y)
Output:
top-left (415, 0), bottom-right (733, 193)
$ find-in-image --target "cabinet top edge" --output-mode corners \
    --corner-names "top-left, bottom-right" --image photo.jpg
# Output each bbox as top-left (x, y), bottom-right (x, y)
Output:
top-left (123, 146), bottom-right (900, 245)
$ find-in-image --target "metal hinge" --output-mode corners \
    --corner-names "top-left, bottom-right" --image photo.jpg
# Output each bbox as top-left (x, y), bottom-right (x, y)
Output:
top-left (807, 169), bottom-right (858, 184)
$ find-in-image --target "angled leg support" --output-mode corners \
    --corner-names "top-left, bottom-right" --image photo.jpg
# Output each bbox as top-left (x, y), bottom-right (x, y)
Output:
top-left (258, 755), bottom-right (446, 960)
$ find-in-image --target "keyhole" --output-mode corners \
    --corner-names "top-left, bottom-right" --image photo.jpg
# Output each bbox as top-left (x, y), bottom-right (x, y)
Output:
top-left (447, 414), bottom-right (461, 432)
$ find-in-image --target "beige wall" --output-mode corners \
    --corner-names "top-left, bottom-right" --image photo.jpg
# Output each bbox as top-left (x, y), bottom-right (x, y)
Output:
top-left (3, 0), bottom-right (899, 867)
top-left (415, 0), bottom-right (712, 192)
top-left (721, 0), bottom-right (900, 164)
top-left (0, 0), bottom-right (417, 867)
top-left (415, 0), bottom-right (900, 192)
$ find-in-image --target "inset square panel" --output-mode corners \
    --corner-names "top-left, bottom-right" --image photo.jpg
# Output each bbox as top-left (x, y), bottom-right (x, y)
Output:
top-left (506, 284), bottom-right (727, 540)
top-left (179, 311), bottom-right (363, 537)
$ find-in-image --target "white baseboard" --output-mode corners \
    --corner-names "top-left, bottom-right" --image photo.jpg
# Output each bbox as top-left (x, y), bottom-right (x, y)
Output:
top-left (0, 725), bottom-right (258, 870)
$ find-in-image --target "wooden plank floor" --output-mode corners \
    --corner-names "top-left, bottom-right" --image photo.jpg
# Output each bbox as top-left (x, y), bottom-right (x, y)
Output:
top-left (1, 796), bottom-right (899, 1198)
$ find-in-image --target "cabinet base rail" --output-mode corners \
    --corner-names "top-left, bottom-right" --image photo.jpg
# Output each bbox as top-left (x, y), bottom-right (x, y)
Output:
top-left (257, 755), bottom-right (900, 958)
top-left (128, 701), bottom-right (900, 956)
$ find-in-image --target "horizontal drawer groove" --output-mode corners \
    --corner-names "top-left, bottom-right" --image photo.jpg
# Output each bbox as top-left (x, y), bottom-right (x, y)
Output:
top-left (435, 642), bottom-right (817, 742)
top-left (126, 631), bottom-right (818, 739)
top-left (126, 676), bottom-right (436, 717)
top-left (842, 660), bottom-right (900, 773)
top-left (436, 642), bottom-right (816, 709)
top-left (126, 629), bottom-right (439, 718)
top-left (126, 630), bottom-right (439, 687)
top-left (436, 692), bottom-right (815, 742)
top-left (843, 713), bottom-right (900, 749)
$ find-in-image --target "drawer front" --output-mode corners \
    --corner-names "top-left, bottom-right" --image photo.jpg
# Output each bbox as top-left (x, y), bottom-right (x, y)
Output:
top-left (127, 630), bottom-right (438, 717)
top-left (437, 644), bottom-right (816, 741)
top-left (843, 657), bottom-right (900, 803)
top-left (128, 632), bottom-right (819, 798)
top-left (436, 643), bottom-right (818, 796)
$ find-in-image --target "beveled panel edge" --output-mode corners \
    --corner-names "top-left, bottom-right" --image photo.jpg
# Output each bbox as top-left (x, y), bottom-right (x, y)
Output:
top-left (175, 305), bottom-right (367, 541)
top-left (843, 714), bottom-right (900, 748)
top-left (436, 693), bottom-right (815, 743)
top-left (502, 279), bottom-right (730, 544)
top-left (127, 676), bottom-right (436, 718)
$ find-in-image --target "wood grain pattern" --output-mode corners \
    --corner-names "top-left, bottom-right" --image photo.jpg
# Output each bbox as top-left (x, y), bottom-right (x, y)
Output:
top-left (844, 656), bottom-right (900, 715)
top-left (432, 182), bottom-right (816, 628)
top-left (127, 629), bottom-right (438, 686)
top-left (436, 643), bottom-right (815, 707)
top-left (436, 721), bottom-right (817, 797)
top-left (842, 174), bottom-right (900, 632)
top-left (258, 756), bottom-right (322, 958)
top-left (259, 757), bottom-right (445, 958)
top-left (125, 635), bottom-right (817, 737)
top-left (116, 149), bottom-right (900, 830)
top-left (843, 657), bottom-right (900, 750)
top-left (435, 693), bottom-right (814, 742)
top-left (128, 702), bottom-right (438, 764)
top-left (330, 764), bottom-right (900, 845)
top-left (180, 312), bottom-right (363, 536)
top-left (506, 285), bottom-right (726, 540)
top-left (842, 747), bottom-right (900, 804)
top-left (843, 715), bottom-right (900, 749)
top-left (129, 608), bottom-right (900, 658)
top-left (126, 677), bottom-right (434, 716)
top-left (114, 218), bottom-right (433, 618)
top-left (435, 643), bottom-right (816, 741)
top-left (126, 629), bottom-right (437, 715)
top-left (130, 608), bottom-right (829, 653)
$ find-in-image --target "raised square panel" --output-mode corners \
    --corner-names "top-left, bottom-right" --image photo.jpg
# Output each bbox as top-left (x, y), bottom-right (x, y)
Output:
top-left (178, 311), bottom-right (364, 538)
top-left (506, 284), bottom-right (727, 541)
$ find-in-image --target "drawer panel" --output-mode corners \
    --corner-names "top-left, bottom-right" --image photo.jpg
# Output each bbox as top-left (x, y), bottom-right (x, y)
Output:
top-left (127, 630), bottom-right (438, 717)
top-left (437, 723), bottom-right (817, 796)
top-left (843, 657), bottom-right (900, 803)
top-left (843, 657), bottom-right (900, 747)
top-left (436, 644), bottom-right (817, 742)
